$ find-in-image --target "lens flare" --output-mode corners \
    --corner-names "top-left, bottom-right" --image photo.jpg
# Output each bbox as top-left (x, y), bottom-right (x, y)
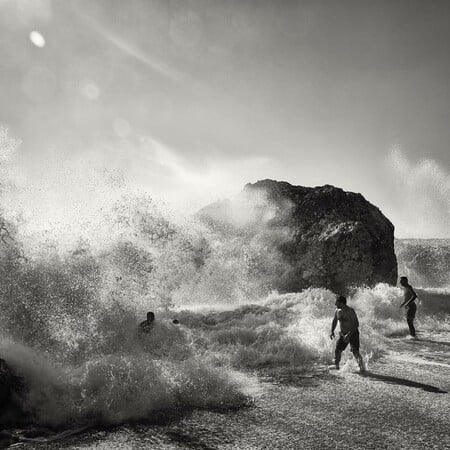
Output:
top-left (29, 30), bottom-right (46, 48)
top-left (80, 81), bottom-right (100, 100)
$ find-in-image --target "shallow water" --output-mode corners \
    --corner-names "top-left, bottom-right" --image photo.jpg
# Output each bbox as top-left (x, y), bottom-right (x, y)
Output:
top-left (1, 299), bottom-right (449, 449)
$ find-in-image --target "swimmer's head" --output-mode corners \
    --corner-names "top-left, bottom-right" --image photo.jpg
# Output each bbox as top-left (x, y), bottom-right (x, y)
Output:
top-left (399, 276), bottom-right (408, 287)
top-left (147, 311), bottom-right (155, 322)
top-left (335, 295), bottom-right (346, 307)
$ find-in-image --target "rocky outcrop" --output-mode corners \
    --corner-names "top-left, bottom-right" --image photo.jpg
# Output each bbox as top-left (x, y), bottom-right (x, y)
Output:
top-left (198, 179), bottom-right (397, 293)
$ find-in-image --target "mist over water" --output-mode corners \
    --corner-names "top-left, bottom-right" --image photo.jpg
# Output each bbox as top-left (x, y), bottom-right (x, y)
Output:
top-left (0, 131), bottom-right (449, 428)
top-left (387, 148), bottom-right (450, 239)
top-left (396, 239), bottom-right (450, 289)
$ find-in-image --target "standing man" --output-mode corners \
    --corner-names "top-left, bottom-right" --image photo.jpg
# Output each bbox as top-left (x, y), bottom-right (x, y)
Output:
top-left (330, 295), bottom-right (365, 372)
top-left (399, 276), bottom-right (418, 338)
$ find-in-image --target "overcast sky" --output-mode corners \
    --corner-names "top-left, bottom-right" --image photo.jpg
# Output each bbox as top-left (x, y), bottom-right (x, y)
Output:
top-left (1, 0), bottom-right (450, 238)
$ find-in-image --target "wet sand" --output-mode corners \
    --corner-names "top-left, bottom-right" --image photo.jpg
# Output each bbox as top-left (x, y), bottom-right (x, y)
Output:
top-left (10, 332), bottom-right (450, 450)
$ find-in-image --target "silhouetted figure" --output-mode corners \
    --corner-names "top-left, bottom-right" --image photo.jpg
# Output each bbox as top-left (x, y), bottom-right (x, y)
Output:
top-left (399, 276), bottom-right (417, 337)
top-left (138, 311), bottom-right (155, 335)
top-left (0, 358), bottom-right (13, 405)
top-left (330, 295), bottom-right (365, 372)
top-left (0, 358), bottom-right (25, 407)
top-left (172, 319), bottom-right (179, 325)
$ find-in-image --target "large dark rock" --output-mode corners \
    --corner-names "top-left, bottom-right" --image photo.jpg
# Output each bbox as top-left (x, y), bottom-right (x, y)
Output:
top-left (198, 179), bottom-right (397, 293)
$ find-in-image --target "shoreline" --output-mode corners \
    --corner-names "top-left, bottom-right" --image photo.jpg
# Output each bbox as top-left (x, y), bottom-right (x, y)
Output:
top-left (13, 332), bottom-right (448, 450)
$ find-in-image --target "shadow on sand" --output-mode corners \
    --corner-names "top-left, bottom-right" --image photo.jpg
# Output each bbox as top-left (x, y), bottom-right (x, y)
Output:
top-left (261, 368), bottom-right (334, 387)
top-left (409, 339), bottom-right (450, 347)
top-left (361, 371), bottom-right (447, 393)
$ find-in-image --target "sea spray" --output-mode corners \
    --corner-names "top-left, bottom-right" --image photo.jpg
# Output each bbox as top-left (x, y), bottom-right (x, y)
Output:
top-left (1, 131), bottom-right (449, 428)
top-left (0, 199), bottom-right (252, 426)
top-left (396, 239), bottom-right (450, 289)
top-left (1, 193), bottom-right (449, 426)
top-left (173, 284), bottom-right (450, 373)
top-left (0, 341), bottom-right (246, 426)
top-left (0, 236), bottom-right (250, 426)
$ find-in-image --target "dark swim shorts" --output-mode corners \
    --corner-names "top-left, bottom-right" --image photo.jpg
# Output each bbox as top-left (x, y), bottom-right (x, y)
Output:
top-left (406, 302), bottom-right (417, 319)
top-left (336, 330), bottom-right (360, 353)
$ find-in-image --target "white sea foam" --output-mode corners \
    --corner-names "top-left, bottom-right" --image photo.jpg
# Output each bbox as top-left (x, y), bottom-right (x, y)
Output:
top-left (0, 130), bottom-right (449, 427)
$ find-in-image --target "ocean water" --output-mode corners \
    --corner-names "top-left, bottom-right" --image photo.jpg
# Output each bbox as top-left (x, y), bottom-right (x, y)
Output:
top-left (0, 135), bottom-right (449, 444)
top-left (0, 191), bottom-right (449, 438)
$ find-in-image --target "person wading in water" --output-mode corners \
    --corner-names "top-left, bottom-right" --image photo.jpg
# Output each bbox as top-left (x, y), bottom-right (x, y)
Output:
top-left (138, 311), bottom-right (155, 335)
top-left (330, 295), bottom-right (365, 372)
top-left (399, 276), bottom-right (418, 338)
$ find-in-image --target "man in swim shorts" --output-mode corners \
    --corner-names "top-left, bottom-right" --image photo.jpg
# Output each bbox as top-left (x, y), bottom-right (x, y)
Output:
top-left (399, 276), bottom-right (418, 338)
top-left (330, 295), bottom-right (365, 372)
